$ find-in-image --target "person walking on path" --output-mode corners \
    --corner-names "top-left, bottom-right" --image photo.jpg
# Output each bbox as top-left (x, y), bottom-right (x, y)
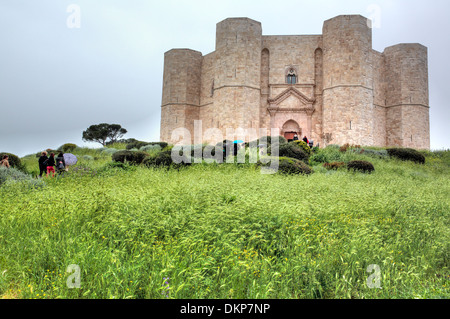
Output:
top-left (55, 152), bottom-right (66, 176)
top-left (303, 136), bottom-right (309, 144)
top-left (38, 151), bottom-right (48, 178)
top-left (46, 153), bottom-right (56, 177)
top-left (0, 155), bottom-right (10, 168)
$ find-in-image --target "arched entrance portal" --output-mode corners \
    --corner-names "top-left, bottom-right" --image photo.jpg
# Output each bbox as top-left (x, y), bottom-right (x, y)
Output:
top-left (282, 120), bottom-right (301, 142)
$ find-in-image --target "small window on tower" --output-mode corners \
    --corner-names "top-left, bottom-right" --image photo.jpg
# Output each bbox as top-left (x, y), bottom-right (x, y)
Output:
top-left (286, 68), bottom-right (297, 84)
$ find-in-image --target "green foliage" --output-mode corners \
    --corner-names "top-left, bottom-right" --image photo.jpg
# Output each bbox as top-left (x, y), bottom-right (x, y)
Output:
top-left (257, 135), bottom-right (287, 147)
top-left (290, 140), bottom-right (311, 155)
top-left (127, 141), bottom-right (168, 151)
top-left (309, 146), bottom-right (343, 165)
top-left (143, 150), bottom-right (173, 167)
top-left (269, 143), bottom-right (309, 163)
top-left (82, 123), bottom-right (127, 146)
top-left (100, 148), bottom-right (119, 155)
top-left (387, 148), bottom-right (426, 164)
top-left (323, 162), bottom-right (346, 170)
top-left (0, 152), bottom-right (27, 173)
top-left (98, 161), bottom-right (135, 174)
top-left (347, 160), bottom-right (375, 173)
top-left (1, 147), bottom-right (449, 299)
top-left (0, 167), bottom-right (44, 189)
top-left (82, 155), bottom-right (94, 161)
top-left (277, 157), bottom-right (312, 175)
top-left (139, 144), bottom-right (162, 153)
top-left (57, 143), bottom-right (77, 153)
top-left (112, 150), bottom-right (148, 165)
top-left (352, 148), bottom-right (388, 158)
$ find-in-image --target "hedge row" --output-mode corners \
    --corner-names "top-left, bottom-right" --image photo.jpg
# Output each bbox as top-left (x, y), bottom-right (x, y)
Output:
top-left (387, 148), bottom-right (425, 164)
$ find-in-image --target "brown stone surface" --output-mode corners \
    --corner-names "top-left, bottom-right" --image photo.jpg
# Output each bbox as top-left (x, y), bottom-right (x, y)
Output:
top-left (160, 15), bottom-right (430, 149)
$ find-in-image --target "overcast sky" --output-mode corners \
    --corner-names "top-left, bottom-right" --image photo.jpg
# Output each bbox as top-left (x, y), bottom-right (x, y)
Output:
top-left (0, 0), bottom-right (449, 157)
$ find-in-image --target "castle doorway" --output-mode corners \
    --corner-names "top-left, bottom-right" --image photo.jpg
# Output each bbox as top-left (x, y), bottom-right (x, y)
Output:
top-left (284, 132), bottom-right (298, 142)
top-left (281, 120), bottom-right (301, 142)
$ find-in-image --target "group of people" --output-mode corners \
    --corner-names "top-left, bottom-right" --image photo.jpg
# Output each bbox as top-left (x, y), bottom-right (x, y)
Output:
top-left (38, 151), bottom-right (66, 178)
top-left (293, 134), bottom-right (314, 148)
top-left (1, 152), bottom-right (67, 178)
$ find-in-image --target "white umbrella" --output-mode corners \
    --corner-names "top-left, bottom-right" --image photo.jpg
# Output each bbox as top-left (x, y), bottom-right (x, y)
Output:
top-left (63, 153), bottom-right (78, 166)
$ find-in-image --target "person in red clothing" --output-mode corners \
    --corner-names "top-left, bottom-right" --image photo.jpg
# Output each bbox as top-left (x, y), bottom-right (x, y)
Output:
top-left (46, 153), bottom-right (56, 177)
top-left (302, 136), bottom-right (309, 144)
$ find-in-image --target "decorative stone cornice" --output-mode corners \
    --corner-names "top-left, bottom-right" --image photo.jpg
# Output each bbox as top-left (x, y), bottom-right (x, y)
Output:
top-left (268, 86), bottom-right (315, 105)
top-left (267, 87), bottom-right (315, 116)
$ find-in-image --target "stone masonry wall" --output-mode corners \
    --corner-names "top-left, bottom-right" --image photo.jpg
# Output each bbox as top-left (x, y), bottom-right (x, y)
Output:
top-left (160, 15), bottom-right (430, 149)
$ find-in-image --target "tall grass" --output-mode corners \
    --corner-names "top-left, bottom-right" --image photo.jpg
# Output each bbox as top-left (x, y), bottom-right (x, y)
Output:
top-left (0, 150), bottom-right (448, 299)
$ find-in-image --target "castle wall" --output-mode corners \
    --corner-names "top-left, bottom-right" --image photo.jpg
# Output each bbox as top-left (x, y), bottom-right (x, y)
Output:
top-left (262, 35), bottom-right (322, 86)
top-left (322, 15), bottom-right (374, 146)
top-left (312, 47), bottom-right (324, 145)
top-left (160, 49), bottom-right (202, 143)
top-left (160, 16), bottom-right (430, 149)
top-left (213, 18), bottom-right (262, 139)
top-left (372, 50), bottom-right (387, 146)
top-left (384, 43), bottom-right (430, 149)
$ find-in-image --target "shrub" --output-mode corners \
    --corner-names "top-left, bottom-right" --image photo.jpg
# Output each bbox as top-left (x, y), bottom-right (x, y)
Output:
top-left (387, 148), bottom-right (426, 164)
top-left (82, 155), bottom-right (94, 161)
top-left (309, 147), bottom-right (344, 165)
top-left (340, 143), bottom-right (361, 153)
top-left (106, 138), bottom-right (139, 146)
top-left (269, 143), bottom-right (309, 163)
top-left (112, 150), bottom-right (148, 165)
top-left (0, 167), bottom-right (44, 189)
top-left (256, 136), bottom-right (287, 148)
top-left (126, 140), bottom-right (150, 150)
top-left (127, 141), bottom-right (168, 151)
top-left (323, 162), bottom-right (346, 170)
top-left (278, 157), bottom-right (312, 175)
top-left (101, 148), bottom-right (118, 155)
top-left (259, 156), bottom-right (311, 175)
top-left (140, 144), bottom-right (162, 153)
top-left (356, 148), bottom-right (388, 158)
top-left (0, 152), bottom-right (27, 173)
top-left (143, 150), bottom-right (192, 168)
top-left (291, 140), bottom-right (311, 155)
top-left (203, 145), bottom-right (222, 159)
top-left (58, 143), bottom-right (77, 153)
top-left (0, 152), bottom-right (21, 168)
top-left (347, 160), bottom-right (375, 173)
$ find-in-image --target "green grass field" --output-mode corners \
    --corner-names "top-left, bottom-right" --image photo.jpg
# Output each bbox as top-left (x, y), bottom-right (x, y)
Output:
top-left (0, 146), bottom-right (449, 299)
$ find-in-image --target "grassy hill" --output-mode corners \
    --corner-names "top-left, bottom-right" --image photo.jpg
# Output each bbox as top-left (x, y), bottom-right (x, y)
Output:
top-left (0, 144), bottom-right (449, 299)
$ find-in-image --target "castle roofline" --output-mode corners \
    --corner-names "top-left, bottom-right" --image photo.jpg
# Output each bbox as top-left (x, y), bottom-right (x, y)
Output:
top-left (324, 14), bottom-right (369, 23)
top-left (383, 43), bottom-right (428, 51)
top-left (217, 17), bottom-right (261, 25)
top-left (164, 48), bottom-right (202, 55)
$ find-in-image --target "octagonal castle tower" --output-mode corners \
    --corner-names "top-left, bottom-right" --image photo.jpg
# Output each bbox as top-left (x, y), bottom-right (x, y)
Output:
top-left (160, 15), bottom-right (430, 149)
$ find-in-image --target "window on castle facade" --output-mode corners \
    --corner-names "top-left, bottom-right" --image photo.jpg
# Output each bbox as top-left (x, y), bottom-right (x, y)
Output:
top-left (286, 68), bottom-right (297, 84)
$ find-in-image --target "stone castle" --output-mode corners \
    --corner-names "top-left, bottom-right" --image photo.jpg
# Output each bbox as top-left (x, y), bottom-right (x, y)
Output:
top-left (160, 15), bottom-right (430, 149)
